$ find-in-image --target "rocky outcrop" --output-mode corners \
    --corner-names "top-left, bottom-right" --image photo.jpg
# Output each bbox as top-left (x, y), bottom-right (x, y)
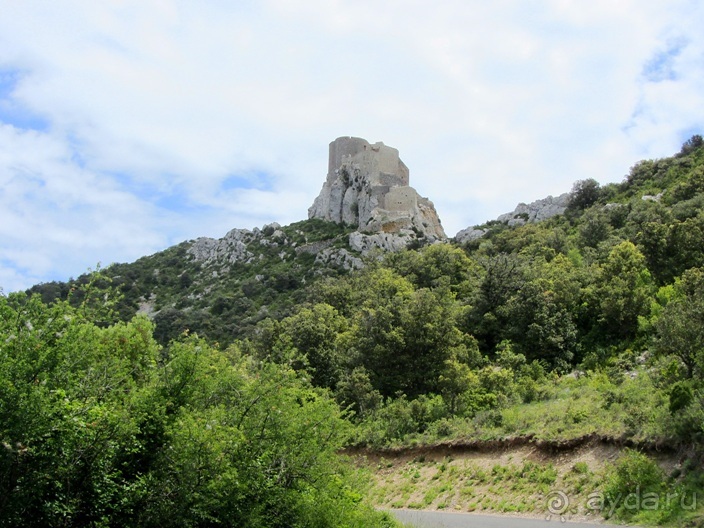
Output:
top-left (314, 248), bottom-right (364, 271)
top-left (455, 193), bottom-right (571, 244)
top-left (454, 227), bottom-right (489, 245)
top-left (190, 137), bottom-right (449, 271)
top-left (348, 231), bottom-right (413, 254)
top-left (188, 222), bottom-right (295, 265)
top-left (642, 192), bottom-right (663, 202)
top-left (496, 193), bottom-right (570, 227)
top-left (187, 221), bottom-right (363, 273)
top-left (308, 137), bottom-right (446, 246)
top-left (188, 227), bottom-right (259, 265)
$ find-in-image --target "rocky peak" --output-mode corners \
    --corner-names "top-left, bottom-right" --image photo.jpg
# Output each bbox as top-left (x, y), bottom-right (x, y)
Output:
top-left (308, 137), bottom-right (446, 248)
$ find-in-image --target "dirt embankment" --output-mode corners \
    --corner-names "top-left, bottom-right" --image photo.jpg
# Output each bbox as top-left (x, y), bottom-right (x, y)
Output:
top-left (345, 433), bottom-right (683, 461)
top-left (347, 435), bottom-right (690, 523)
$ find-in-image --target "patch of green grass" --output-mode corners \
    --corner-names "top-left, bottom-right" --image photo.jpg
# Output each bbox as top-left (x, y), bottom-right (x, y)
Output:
top-left (572, 461), bottom-right (589, 474)
top-left (422, 486), bottom-right (441, 507)
top-left (460, 484), bottom-right (476, 499)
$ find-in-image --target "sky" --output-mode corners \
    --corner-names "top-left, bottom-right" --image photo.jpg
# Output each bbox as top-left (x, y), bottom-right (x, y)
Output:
top-left (1, 1), bottom-right (703, 293)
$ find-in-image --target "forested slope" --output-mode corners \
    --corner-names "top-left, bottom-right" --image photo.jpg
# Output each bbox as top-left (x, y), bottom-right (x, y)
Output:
top-left (11, 134), bottom-right (704, 526)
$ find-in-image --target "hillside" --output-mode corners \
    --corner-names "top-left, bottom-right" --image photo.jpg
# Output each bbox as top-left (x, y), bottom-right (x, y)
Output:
top-left (16, 134), bottom-right (704, 526)
top-left (28, 135), bottom-right (704, 354)
top-left (27, 219), bottom-right (359, 344)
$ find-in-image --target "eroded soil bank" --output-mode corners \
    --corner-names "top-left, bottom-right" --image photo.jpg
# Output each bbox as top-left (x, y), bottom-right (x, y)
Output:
top-left (346, 436), bottom-right (686, 524)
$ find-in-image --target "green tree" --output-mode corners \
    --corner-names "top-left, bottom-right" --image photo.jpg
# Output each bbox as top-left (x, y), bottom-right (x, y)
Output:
top-left (678, 134), bottom-right (703, 156)
top-left (276, 303), bottom-right (348, 388)
top-left (568, 178), bottom-right (601, 212)
top-left (349, 269), bottom-right (474, 398)
top-left (438, 357), bottom-right (480, 415)
top-left (335, 366), bottom-right (382, 420)
top-left (504, 278), bottom-right (577, 371)
top-left (384, 243), bottom-right (481, 298)
top-left (471, 253), bottom-right (527, 353)
top-left (0, 293), bottom-right (160, 527)
top-left (577, 210), bottom-right (612, 249)
top-left (594, 241), bottom-right (654, 341)
top-left (654, 268), bottom-right (704, 379)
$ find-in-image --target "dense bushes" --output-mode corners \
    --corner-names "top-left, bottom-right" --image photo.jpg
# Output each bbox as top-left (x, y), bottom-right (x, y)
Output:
top-left (0, 292), bottom-right (396, 527)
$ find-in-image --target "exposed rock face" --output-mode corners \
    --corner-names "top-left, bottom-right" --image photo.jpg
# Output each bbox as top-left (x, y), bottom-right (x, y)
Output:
top-left (348, 231), bottom-right (412, 254)
top-left (187, 221), bottom-right (362, 273)
top-left (642, 192), bottom-right (663, 202)
top-left (496, 193), bottom-right (570, 227)
top-left (189, 137), bottom-right (448, 271)
top-left (308, 137), bottom-right (446, 244)
top-left (454, 227), bottom-right (488, 245)
top-left (188, 222), bottom-right (294, 266)
top-left (455, 193), bottom-right (571, 245)
top-left (314, 248), bottom-right (364, 271)
top-left (188, 227), bottom-right (259, 265)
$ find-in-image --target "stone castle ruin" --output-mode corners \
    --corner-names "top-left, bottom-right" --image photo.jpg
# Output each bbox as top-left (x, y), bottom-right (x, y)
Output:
top-left (188, 136), bottom-right (573, 270)
top-left (308, 137), bottom-right (446, 248)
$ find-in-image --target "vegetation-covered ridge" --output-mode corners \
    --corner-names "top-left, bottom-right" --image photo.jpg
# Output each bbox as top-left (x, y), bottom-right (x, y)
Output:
top-left (10, 133), bottom-right (704, 526)
top-left (29, 218), bottom-right (360, 347)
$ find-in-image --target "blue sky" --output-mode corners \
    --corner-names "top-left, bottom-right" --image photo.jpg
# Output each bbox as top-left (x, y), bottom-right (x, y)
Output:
top-left (1, 1), bottom-right (703, 292)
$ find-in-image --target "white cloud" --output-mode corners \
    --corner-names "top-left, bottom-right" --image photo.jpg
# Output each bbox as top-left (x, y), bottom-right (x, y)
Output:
top-left (0, 124), bottom-right (166, 289)
top-left (0, 0), bottom-right (703, 291)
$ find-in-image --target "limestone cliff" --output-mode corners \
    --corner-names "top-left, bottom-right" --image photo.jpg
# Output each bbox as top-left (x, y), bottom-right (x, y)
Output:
top-left (308, 137), bottom-right (446, 251)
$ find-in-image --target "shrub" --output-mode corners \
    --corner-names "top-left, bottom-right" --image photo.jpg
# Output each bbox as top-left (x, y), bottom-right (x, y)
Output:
top-left (669, 381), bottom-right (694, 413)
top-left (603, 450), bottom-right (664, 519)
